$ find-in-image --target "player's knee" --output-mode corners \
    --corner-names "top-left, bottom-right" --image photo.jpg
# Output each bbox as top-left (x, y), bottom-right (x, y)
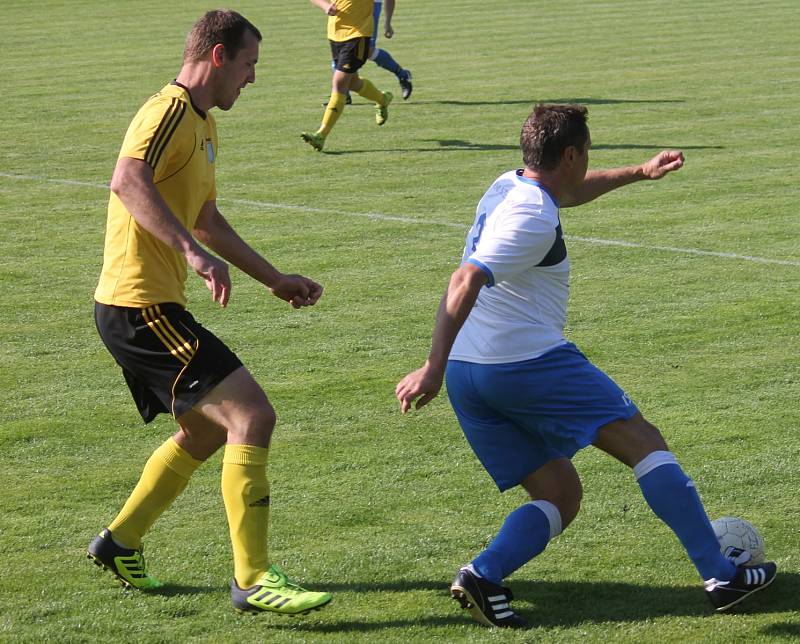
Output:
top-left (230, 405), bottom-right (276, 447)
top-left (522, 458), bottom-right (582, 527)
top-left (558, 486), bottom-right (582, 529)
top-left (529, 486), bottom-right (581, 529)
top-left (595, 413), bottom-right (669, 467)
top-left (250, 405), bottom-right (276, 435)
top-left (556, 474), bottom-right (582, 528)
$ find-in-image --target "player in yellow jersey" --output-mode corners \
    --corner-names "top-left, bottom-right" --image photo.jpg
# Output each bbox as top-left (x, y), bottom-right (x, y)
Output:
top-left (90, 9), bottom-right (332, 615)
top-left (301, 0), bottom-right (393, 151)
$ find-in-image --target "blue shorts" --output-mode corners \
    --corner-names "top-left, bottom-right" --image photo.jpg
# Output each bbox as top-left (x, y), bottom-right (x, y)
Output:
top-left (445, 342), bottom-right (638, 491)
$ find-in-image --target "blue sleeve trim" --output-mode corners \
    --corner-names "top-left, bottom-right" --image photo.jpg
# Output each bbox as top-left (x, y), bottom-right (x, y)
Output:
top-left (466, 258), bottom-right (495, 287)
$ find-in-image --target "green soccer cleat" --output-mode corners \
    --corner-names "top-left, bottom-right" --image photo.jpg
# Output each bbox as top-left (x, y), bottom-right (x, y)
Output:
top-left (231, 564), bottom-right (332, 615)
top-left (375, 91), bottom-right (393, 126)
top-left (301, 131), bottom-right (326, 152)
top-left (87, 528), bottom-right (163, 590)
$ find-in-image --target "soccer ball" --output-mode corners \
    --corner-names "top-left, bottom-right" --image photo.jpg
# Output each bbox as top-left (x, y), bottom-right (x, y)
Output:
top-left (711, 516), bottom-right (765, 565)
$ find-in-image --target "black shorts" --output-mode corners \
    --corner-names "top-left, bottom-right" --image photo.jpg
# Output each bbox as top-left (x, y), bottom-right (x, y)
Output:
top-left (330, 36), bottom-right (371, 73)
top-left (95, 302), bottom-right (243, 423)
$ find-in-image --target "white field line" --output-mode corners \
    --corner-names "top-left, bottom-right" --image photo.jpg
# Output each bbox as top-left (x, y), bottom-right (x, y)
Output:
top-left (2, 171), bottom-right (799, 267)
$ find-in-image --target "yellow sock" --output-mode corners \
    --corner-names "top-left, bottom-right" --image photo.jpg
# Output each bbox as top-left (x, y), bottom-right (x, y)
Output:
top-left (108, 437), bottom-right (201, 549)
top-left (318, 92), bottom-right (347, 136)
top-left (356, 78), bottom-right (385, 105)
top-left (221, 444), bottom-right (270, 589)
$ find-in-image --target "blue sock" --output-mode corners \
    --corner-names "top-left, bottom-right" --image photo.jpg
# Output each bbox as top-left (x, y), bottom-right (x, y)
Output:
top-left (372, 48), bottom-right (404, 78)
top-left (471, 501), bottom-right (562, 584)
top-left (635, 451), bottom-right (736, 581)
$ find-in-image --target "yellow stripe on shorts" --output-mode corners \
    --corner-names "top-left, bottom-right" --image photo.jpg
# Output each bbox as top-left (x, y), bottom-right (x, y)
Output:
top-left (142, 306), bottom-right (193, 365)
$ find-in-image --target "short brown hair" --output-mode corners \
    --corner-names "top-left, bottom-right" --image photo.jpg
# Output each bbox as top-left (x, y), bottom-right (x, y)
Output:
top-left (520, 104), bottom-right (589, 171)
top-left (183, 9), bottom-right (262, 62)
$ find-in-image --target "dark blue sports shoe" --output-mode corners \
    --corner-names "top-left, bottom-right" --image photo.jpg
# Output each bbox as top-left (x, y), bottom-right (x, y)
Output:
top-left (450, 566), bottom-right (528, 628)
top-left (705, 561), bottom-right (777, 611)
top-left (398, 70), bottom-right (413, 100)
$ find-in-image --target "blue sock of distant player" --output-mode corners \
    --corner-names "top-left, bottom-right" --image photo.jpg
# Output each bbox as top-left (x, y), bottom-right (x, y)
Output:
top-left (470, 500), bottom-right (562, 584)
top-left (371, 48), bottom-right (407, 79)
top-left (635, 451), bottom-right (736, 581)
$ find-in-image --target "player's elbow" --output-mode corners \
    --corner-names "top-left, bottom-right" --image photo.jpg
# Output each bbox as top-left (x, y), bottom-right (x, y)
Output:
top-left (110, 158), bottom-right (150, 200)
top-left (453, 262), bottom-right (489, 293)
top-left (192, 225), bottom-right (213, 248)
top-left (108, 167), bottom-right (126, 197)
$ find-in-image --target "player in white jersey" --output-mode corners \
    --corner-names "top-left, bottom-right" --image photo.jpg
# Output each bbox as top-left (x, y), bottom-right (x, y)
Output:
top-left (396, 104), bottom-right (776, 628)
top-left (450, 169), bottom-right (569, 364)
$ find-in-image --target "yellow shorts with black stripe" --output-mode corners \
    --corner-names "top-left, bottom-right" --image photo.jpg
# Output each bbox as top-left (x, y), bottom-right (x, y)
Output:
top-left (95, 302), bottom-right (242, 423)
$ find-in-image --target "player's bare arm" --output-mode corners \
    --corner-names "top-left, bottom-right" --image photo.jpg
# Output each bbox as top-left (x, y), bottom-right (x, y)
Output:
top-left (193, 201), bottom-right (323, 309)
top-left (110, 156), bottom-right (231, 306)
top-left (310, 0), bottom-right (337, 16)
top-left (396, 262), bottom-right (487, 413)
top-left (384, 0), bottom-right (395, 38)
top-left (561, 150), bottom-right (684, 208)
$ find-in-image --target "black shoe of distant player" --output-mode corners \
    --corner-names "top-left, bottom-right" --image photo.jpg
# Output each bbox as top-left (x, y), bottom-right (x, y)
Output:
top-left (450, 567), bottom-right (528, 628)
top-left (705, 561), bottom-right (777, 611)
top-left (321, 94), bottom-right (352, 107)
top-left (398, 70), bottom-right (413, 100)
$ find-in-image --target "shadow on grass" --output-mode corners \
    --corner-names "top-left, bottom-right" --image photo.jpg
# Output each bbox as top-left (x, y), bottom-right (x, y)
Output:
top-left (760, 621), bottom-right (800, 639)
top-left (319, 142), bottom-right (516, 155)
top-left (258, 572), bottom-right (798, 633)
top-left (593, 143), bottom-right (725, 151)
top-left (322, 139), bottom-right (724, 155)
top-left (345, 97), bottom-right (685, 107)
top-left (147, 583), bottom-right (223, 597)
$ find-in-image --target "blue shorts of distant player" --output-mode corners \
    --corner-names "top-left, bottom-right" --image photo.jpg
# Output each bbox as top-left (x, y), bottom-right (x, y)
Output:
top-left (446, 342), bottom-right (638, 492)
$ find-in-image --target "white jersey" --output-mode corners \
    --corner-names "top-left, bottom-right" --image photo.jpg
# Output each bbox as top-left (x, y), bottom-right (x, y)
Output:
top-left (450, 169), bottom-right (570, 364)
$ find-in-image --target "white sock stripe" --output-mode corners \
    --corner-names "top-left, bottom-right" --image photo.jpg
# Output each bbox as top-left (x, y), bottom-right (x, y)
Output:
top-left (530, 500), bottom-right (563, 539)
top-left (494, 610), bottom-right (514, 619)
top-left (464, 564), bottom-right (481, 578)
top-left (487, 594), bottom-right (506, 602)
top-left (633, 450), bottom-right (678, 480)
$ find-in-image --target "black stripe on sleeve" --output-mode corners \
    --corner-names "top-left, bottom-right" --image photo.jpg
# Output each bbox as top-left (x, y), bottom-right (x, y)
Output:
top-left (144, 98), bottom-right (178, 168)
top-left (144, 98), bottom-right (186, 170)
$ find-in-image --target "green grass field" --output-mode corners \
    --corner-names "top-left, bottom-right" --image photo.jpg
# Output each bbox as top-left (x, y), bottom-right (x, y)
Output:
top-left (2, 0), bottom-right (799, 641)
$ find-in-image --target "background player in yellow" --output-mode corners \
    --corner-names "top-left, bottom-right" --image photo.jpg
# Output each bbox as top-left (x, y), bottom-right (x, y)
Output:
top-left (90, 9), bottom-right (332, 615)
top-left (302, 0), bottom-right (393, 151)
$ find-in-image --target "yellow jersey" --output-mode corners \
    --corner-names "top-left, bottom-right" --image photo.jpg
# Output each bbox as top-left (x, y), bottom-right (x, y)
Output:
top-left (327, 0), bottom-right (373, 42)
top-left (95, 82), bottom-right (218, 308)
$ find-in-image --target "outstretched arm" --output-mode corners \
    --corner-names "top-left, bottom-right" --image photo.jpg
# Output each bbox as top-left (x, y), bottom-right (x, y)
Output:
top-left (561, 150), bottom-right (684, 208)
top-left (395, 262), bottom-right (487, 413)
top-left (193, 201), bottom-right (322, 309)
top-left (110, 157), bottom-right (231, 306)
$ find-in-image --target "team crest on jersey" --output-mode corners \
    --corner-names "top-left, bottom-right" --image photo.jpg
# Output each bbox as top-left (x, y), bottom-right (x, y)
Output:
top-left (205, 139), bottom-right (215, 163)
